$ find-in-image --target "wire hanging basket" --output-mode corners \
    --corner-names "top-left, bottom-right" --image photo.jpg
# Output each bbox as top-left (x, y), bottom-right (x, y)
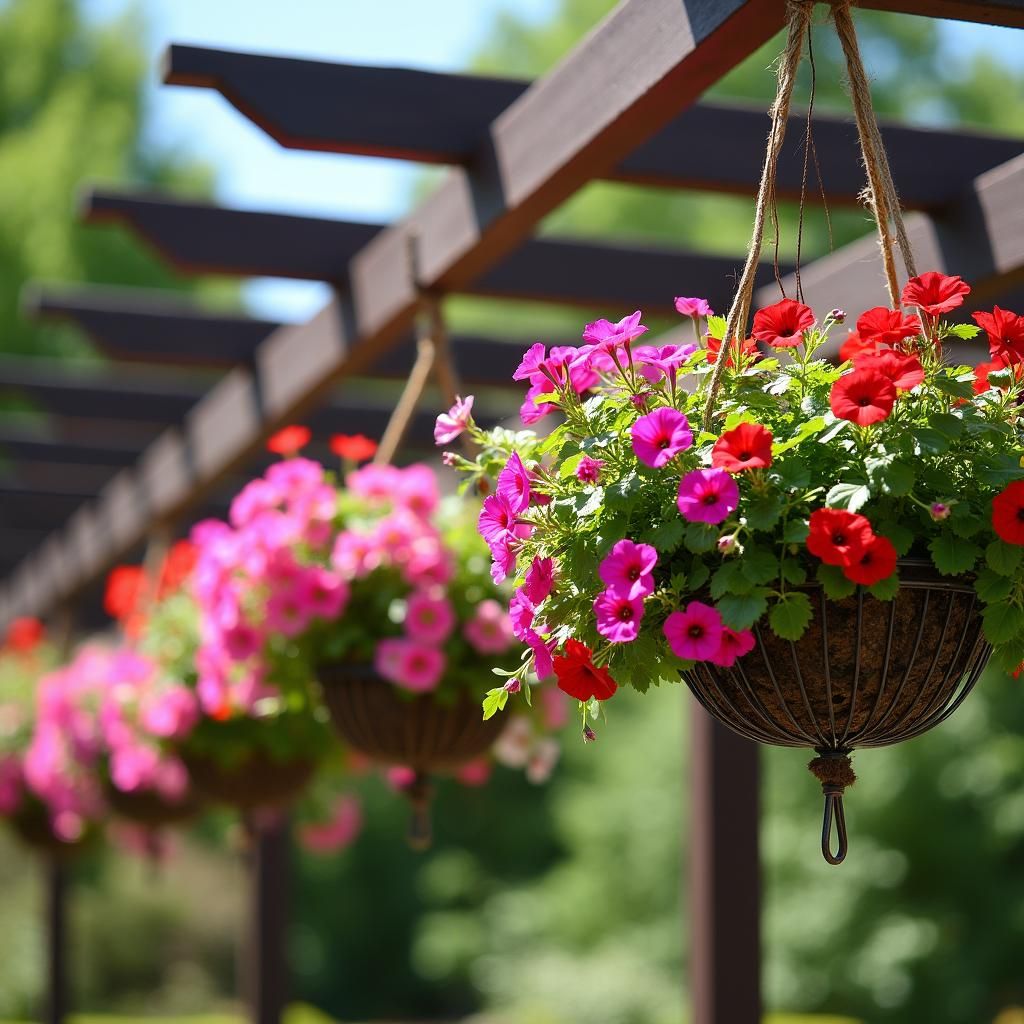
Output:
top-left (103, 782), bottom-right (203, 828)
top-left (181, 750), bottom-right (316, 811)
top-left (685, 559), bottom-right (990, 863)
top-left (318, 663), bottom-right (505, 848)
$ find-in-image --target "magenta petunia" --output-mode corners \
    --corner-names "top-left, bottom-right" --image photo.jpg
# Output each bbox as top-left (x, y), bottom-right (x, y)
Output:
top-left (523, 556), bottom-right (555, 604)
top-left (497, 452), bottom-right (532, 513)
top-left (434, 394), bottom-right (474, 445)
top-left (631, 407), bottom-right (693, 468)
top-left (581, 310), bottom-right (648, 355)
top-left (593, 590), bottom-right (644, 644)
top-left (674, 297), bottom-right (714, 318)
top-left (634, 343), bottom-right (697, 385)
top-left (663, 601), bottom-right (723, 661)
top-left (576, 454), bottom-right (605, 484)
top-left (676, 468), bottom-right (739, 524)
top-left (709, 627), bottom-right (756, 667)
top-left (513, 343), bottom-right (547, 382)
top-left (598, 539), bottom-right (657, 600)
top-left (478, 493), bottom-right (519, 544)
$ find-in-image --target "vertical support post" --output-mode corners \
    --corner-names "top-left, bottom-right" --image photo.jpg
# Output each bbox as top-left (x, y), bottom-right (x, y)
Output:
top-left (248, 815), bottom-right (290, 1024)
top-left (44, 857), bottom-right (67, 1024)
top-left (690, 705), bottom-right (761, 1024)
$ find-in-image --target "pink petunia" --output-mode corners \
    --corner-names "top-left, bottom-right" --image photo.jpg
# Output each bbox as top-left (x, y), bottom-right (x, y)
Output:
top-left (676, 468), bottom-right (739, 525)
top-left (405, 591), bottom-right (456, 644)
top-left (523, 556), bottom-right (555, 604)
top-left (674, 297), bottom-right (714, 318)
top-left (140, 686), bottom-right (199, 740)
top-left (478, 493), bottom-right (520, 544)
top-left (299, 794), bottom-right (363, 855)
top-left (434, 394), bottom-right (475, 445)
top-left (709, 627), bottom-right (756, 668)
top-left (297, 566), bottom-right (350, 621)
top-left (581, 310), bottom-right (648, 356)
top-left (331, 531), bottom-right (382, 579)
top-left (463, 599), bottom-right (515, 654)
top-left (631, 407), bottom-right (693, 468)
top-left (663, 601), bottom-right (723, 661)
top-left (576, 455), bottom-right (605, 484)
top-left (374, 638), bottom-right (446, 693)
top-left (593, 590), bottom-right (644, 643)
top-left (497, 452), bottom-right (532, 513)
top-left (598, 539), bottom-right (658, 600)
top-left (634, 343), bottom-right (697, 385)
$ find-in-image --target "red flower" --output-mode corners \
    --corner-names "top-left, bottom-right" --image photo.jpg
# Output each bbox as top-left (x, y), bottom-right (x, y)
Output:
top-left (5, 617), bottom-right (44, 652)
top-left (972, 354), bottom-right (1022, 395)
top-left (266, 425), bottom-right (311, 456)
top-left (806, 509), bottom-right (874, 567)
top-left (158, 540), bottom-right (197, 596)
top-left (854, 350), bottom-right (924, 391)
top-left (838, 330), bottom-right (879, 363)
top-left (829, 369), bottom-right (897, 426)
top-left (855, 307), bottom-right (922, 348)
top-left (706, 335), bottom-right (760, 367)
top-left (901, 272), bottom-right (970, 317)
top-left (992, 481), bottom-right (1024, 545)
top-left (553, 639), bottom-right (618, 702)
top-left (752, 298), bottom-right (815, 348)
top-left (843, 534), bottom-right (897, 586)
top-left (973, 306), bottom-right (1024, 365)
top-left (711, 421), bottom-right (773, 473)
top-left (331, 433), bottom-right (378, 462)
top-left (104, 565), bottom-right (146, 622)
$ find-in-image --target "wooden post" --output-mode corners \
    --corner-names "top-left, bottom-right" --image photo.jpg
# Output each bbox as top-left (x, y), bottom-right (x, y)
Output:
top-left (44, 857), bottom-right (68, 1024)
top-left (690, 705), bottom-right (761, 1024)
top-left (248, 815), bottom-right (290, 1024)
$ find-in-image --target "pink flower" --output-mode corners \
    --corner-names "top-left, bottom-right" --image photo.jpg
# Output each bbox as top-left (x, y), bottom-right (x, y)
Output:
top-left (513, 343), bottom-right (548, 383)
top-left (676, 468), bottom-right (739, 524)
top-left (434, 395), bottom-right (474, 445)
top-left (489, 534), bottom-right (519, 584)
top-left (593, 590), bottom-right (644, 643)
top-left (634, 343), bottom-right (697, 385)
top-left (140, 686), bottom-right (199, 740)
top-left (386, 765), bottom-right (417, 791)
top-left (663, 601), bottom-right (723, 661)
top-left (520, 382), bottom-right (557, 425)
top-left (374, 638), bottom-right (446, 692)
top-left (298, 567), bottom-right (350, 621)
top-left (299, 795), bottom-right (363, 855)
top-left (331, 531), bottom-right (382, 579)
top-left (405, 591), bottom-right (455, 644)
top-left (576, 455), bottom-right (605, 484)
top-left (265, 585), bottom-right (314, 638)
top-left (347, 463), bottom-right (402, 503)
top-left (674, 297), bottom-right (713, 318)
top-left (581, 310), bottom-right (648, 355)
top-left (631, 407), bottom-right (693, 468)
top-left (523, 556), bottom-right (555, 603)
top-left (497, 452), bottom-right (532, 513)
top-left (464, 599), bottom-right (515, 654)
top-left (478, 493), bottom-right (520, 544)
top-left (456, 758), bottom-right (492, 787)
top-left (394, 464), bottom-right (439, 518)
top-left (598, 539), bottom-right (657, 600)
top-left (526, 738), bottom-right (561, 784)
top-left (930, 502), bottom-right (951, 522)
top-left (710, 627), bottom-right (756, 667)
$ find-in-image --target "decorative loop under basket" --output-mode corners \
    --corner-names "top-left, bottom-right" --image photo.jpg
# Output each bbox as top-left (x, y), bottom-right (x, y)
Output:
top-left (685, 560), bottom-right (991, 864)
top-left (181, 750), bottom-right (316, 811)
top-left (318, 664), bottom-right (505, 848)
top-left (104, 782), bottom-right (203, 828)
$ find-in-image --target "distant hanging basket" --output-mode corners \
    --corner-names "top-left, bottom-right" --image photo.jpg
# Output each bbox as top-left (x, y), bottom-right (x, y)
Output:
top-left (181, 750), bottom-right (316, 811)
top-left (7, 800), bottom-right (95, 859)
top-left (318, 664), bottom-right (505, 848)
top-left (104, 782), bottom-right (203, 828)
top-left (685, 560), bottom-right (990, 863)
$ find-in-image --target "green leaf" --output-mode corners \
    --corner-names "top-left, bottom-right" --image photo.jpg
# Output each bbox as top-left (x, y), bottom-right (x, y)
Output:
top-left (932, 375), bottom-right (976, 401)
top-left (684, 522), bottom-right (718, 554)
top-left (645, 518), bottom-right (685, 552)
top-left (929, 413), bottom-right (964, 440)
top-left (744, 491), bottom-right (783, 530)
top-left (768, 592), bottom-right (813, 640)
top-left (867, 574), bottom-right (900, 601)
top-left (688, 560), bottom-right (711, 591)
top-left (716, 589), bottom-right (770, 631)
top-left (947, 322), bottom-right (982, 340)
top-left (482, 688), bottom-right (509, 720)
top-left (928, 533), bottom-right (981, 576)
top-left (982, 601), bottom-right (1024, 645)
top-left (574, 487), bottom-right (604, 517)
top-left (783, 518), bottom-right (810, 544)
top-left (772, 416), bottom-right (827, 456)
top-left (706, 314), bottom-right (727, 341)
top-left (876, 521), bottom-right (915, 556)
top-left (558, 451), bottom-right (584, 479)
top-left (780, 560), bottom-right (807, 585)
top-left (911, 427), bottom-right (950, 456)
top-left (740, 548), bottom-right (780, 586)
top-left (826, 481), bottom-right (872, 513)
top-left (710, 560), bottom-right (753, 598)
top-left (987, 539), bottom-right (1023, 577)
top-left (865, 456), bottom-right (916, 497)
top-left (975, 567), bottom-right (1015, 604)
top-left (817, 563), bottom-right (856, 600)
top-left (605, 473), bottom-right (642, 508)
top-left (818, 418), bottom-right (850, 444)
top-left (949, 512), bottom-right (985, 539)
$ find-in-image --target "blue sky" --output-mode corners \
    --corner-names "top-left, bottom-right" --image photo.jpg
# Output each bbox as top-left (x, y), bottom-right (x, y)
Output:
top-left (80, 1), bottom-right (1022, 322)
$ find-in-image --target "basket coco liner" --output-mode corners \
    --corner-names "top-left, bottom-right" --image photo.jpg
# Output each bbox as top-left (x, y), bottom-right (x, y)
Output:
top-left (685, 559), bottom-right (991, 862)
top-left (181, 749), bottom-right (316, 811)
top-left (318, 664), bottom-right (506, 849)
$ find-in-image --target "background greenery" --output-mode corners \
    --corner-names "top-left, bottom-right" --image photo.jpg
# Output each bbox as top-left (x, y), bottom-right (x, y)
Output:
top-left (2, 0), bottom-right (1024, 1021)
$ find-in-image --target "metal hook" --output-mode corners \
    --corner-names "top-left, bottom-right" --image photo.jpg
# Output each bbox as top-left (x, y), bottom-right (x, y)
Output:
top-left (820, 785), bottom-right (848, 865)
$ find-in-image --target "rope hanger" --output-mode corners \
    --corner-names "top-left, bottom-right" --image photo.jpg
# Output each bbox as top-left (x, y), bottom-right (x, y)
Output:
top-left (703, 0), bottom-right (919, 430)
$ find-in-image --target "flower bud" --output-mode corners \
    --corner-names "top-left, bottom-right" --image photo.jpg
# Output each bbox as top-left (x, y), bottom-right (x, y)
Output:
top-left (582, 724), bottom-right (597, 743)
top-left (441, 451), bottom-right (458, 467)
top-left (630, 393), bottom-right (648, 410)
top-left (477, 477), bottom-right (491, 496)
top-left (504, 678), bottom-right (522, 694)
top-left (929, 502), bottom-right (951, 521)
top-left (717, 534), bottom-right (739, 555)
top-left (829, 308), bottom-right (846, 324)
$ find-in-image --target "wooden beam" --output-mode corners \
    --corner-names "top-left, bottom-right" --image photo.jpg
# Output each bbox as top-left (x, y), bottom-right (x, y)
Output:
top-left (24, 286), bottom-right (281, 368)
top-left (859, 0), bottom-right (1024, 27)
top-left (81, 189), bottom-right (786, 314)
top-left (163, 45), bottom-right (1023, 209)
top-left (0, 429), bottom-right (141, 468)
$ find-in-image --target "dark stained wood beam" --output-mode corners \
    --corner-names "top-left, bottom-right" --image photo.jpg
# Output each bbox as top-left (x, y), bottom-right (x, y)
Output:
top-left (163, 45), bottom-right (1023, 209)
top-left (859, 0), bottom-right (1024, 26)
top-left (0, 428), bottom-right (143, 468)
top-left (82, 189), bottom-right (783, 315)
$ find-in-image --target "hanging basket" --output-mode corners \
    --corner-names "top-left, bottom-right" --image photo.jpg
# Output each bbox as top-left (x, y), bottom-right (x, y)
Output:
top-left (317, 663), bottom-right (505, 848)
top-left (104, 782), bottom-right (203, 828)
top-left (7, 801), bottom-right (94, 859)
top-left (685, 560), bottom-right (990, 863)
top-left (181, 750), bottom-right (316, 811)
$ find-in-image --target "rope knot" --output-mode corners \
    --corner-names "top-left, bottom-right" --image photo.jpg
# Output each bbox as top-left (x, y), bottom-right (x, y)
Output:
top-left (808, 751), bottom-right (857, 791)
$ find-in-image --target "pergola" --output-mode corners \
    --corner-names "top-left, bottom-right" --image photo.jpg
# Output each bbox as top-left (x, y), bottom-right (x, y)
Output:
top-left (1, 2), bottom-right (1022, 1022)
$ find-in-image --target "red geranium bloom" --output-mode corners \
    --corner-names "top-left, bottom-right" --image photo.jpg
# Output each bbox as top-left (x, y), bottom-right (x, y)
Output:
top-left (104, 565), bottom-right (146, 622)
top-left (854, 350), bottom-right (925, 391)
top-left (806, 509), bottom-right (874, 567)
top-left (706, 335), bottom-right (760, 367)
top-left (331, 433), bottom-right (378, 462)
top-left (553, 639), bottom-right (618, 702)
top-left (266, 425), bottom-right (311, 457)
top-left (901, 272), bottom-right (970, 317)
top-left (992, 481), bottom-right (1024, 545)
top-left (5, 617), bottom-right (44, 652)
top-left (843, 534), bottom-right (898, 586)
top-left (855, 307), bottom-right (922, 348)
top-left (752, 298), bottom-right (815, 348)
top-left (711, 421), bottom-right (773, 473)
top-left (972, 354), bottom-right (1022, 395)
top-left (830, 369), bottom-right (897, 426)
top-left (973, 306), bottom-right (1024, 365)
top-left (158, 540), bottom-right (197, 596)
top-left (838, 330), bottom-right (879, 363)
